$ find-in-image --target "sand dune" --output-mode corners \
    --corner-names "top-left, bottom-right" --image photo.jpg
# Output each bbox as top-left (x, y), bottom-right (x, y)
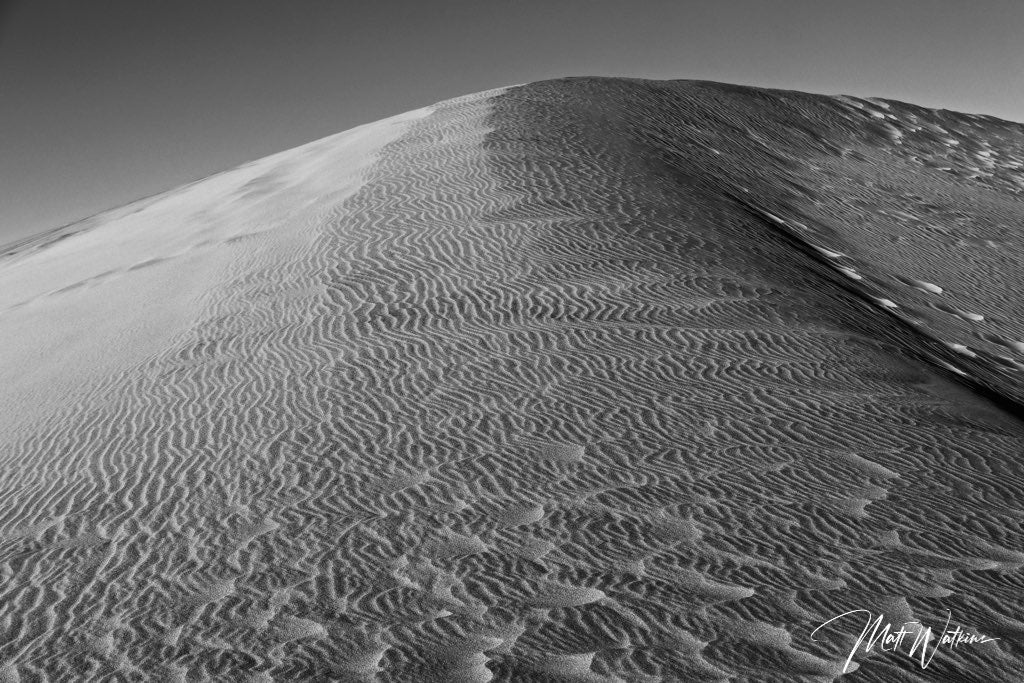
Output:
top-left (1, 79), bottom-right (1023, 681)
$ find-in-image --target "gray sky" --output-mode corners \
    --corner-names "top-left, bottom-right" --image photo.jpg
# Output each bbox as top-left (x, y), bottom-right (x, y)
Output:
top-left (2, 0), bottom-right (1023, 244)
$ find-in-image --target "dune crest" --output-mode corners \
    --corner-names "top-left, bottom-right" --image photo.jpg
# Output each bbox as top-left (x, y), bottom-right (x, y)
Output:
top-left (0, 79), bottom-right (1022, 680)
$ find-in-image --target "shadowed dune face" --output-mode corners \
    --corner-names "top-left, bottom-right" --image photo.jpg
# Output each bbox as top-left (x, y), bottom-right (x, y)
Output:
top-left (0, 79), bottom-right (1023, 681)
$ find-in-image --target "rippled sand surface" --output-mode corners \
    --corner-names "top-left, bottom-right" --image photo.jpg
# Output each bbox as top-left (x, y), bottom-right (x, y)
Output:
top-left (1, 79), bottom-right (1023, 681)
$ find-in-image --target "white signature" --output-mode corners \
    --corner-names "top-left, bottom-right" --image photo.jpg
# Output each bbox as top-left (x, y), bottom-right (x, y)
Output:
top-left (811, 609), bottom-right (999, 672)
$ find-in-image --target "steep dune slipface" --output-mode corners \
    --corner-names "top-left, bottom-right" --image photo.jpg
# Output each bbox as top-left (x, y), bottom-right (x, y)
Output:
top-left (0, 80), bottom-right (1023, 681)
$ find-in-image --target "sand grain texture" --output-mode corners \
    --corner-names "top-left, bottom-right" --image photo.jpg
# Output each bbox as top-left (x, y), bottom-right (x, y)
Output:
top-left (1, 79), bottom-right (1023, 681)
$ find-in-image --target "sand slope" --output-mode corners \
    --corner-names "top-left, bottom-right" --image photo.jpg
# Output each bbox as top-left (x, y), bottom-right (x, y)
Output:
top-left (0, 79), bottom-right (1023, 681)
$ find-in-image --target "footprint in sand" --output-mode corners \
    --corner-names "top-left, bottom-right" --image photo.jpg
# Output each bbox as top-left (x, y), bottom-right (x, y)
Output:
top-left (978, 332), bottom-right (1024, 354)
top-left (531, 651), bottom-right (596, 678)
top-left (812, 245), bottom-right (846, 259)
top-left (425, 530), bottom-right (490, 560)
top-left (181, 577), bottom-right (237, 614)
top-left (335, 645), bottom-right (389, 677)
top-left (519, 439), bottom-right (587, 463)
top-left (491, 502), bottom-right (546, 528)
top-left (933, 301), bottom-right (984, 322)
top-left (516, 538), bottom-right (556, 562)
top-left (896, 275), bottom-right (944, 294)
top-left (872, 296), bottom-right (898, 309)
top-left (528, 582), bottom-right (606, 608)
top-left (837, 266), bottom-right (862, 280)
top-left (270, 615), bottom-right (327, 643)
top-left (945, 342), bottom-right (978, 357)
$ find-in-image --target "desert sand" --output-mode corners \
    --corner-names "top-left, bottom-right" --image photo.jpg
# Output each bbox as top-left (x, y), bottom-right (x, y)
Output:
top-left (0, 79), bottom-right (1023, 681)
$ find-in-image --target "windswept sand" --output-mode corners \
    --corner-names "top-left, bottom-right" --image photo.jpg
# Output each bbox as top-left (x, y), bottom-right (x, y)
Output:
top-left (0, 104), bottom-right (430, 441)
top-left (0, 79), bottom-right (1023, 681)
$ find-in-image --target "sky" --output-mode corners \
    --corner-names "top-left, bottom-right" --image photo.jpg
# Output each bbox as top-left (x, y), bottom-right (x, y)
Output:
top-left (2, 0), bottom-right (1023, 244)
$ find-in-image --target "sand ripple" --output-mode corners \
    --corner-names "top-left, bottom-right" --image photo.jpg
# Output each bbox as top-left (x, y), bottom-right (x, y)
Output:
top-left (0, 79), bottom-right (1022, 680)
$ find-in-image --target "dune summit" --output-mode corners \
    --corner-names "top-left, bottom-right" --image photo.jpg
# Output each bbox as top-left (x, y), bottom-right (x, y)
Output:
top-left (1, 78), bottom-right (1024, 681)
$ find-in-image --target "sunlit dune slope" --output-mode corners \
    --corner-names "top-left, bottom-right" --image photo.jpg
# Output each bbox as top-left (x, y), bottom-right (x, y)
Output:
top-left (0, 78), bottom-right (1022, 681)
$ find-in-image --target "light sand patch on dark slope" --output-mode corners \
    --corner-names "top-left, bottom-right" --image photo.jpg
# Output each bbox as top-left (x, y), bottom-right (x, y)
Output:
top-left (0, 80), bottom-right (1021, 680)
